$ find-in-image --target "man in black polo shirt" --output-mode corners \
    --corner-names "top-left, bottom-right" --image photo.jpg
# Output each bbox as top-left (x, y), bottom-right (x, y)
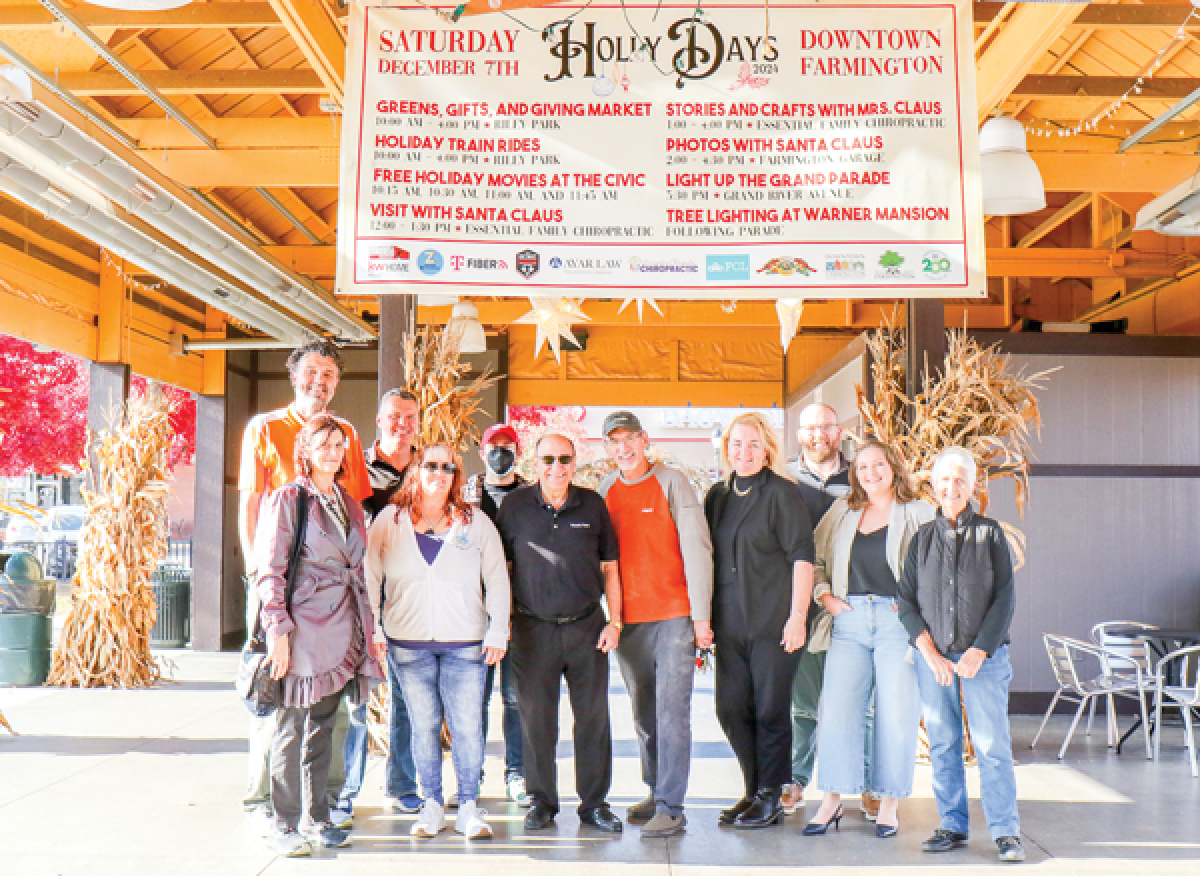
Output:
top-left (495, 432), bottom-right (624, 834)
top-left (782, 402), bottom-right (854, 816)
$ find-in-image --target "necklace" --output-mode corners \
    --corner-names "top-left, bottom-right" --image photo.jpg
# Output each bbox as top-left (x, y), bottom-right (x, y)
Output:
top-left (731, 477), bottom-right (754, 497)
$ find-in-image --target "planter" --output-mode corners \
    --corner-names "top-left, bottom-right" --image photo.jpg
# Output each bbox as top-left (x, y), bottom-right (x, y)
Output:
top-left (151, 565), bottom-right (191, 648)
top-left (0, 611), bottom-right (52, 686)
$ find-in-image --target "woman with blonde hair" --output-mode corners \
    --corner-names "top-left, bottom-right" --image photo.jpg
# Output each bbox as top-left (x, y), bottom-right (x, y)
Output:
top-left (804, 440), bottom-right (933, 839)
top-left (366, 442), bottom-right (511, 840)
top-left (703, 412), bottom-right (816, 828)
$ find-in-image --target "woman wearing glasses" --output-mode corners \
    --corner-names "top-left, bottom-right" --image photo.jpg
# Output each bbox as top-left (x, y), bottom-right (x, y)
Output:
top-left (703, 412), bottom-right (816, 829)
top-left (366, 442), bottom-right (511, 840)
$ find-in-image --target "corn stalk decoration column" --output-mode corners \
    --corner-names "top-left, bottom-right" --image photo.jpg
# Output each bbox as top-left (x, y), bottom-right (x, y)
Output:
top-left (47, 386), bottom-right (173, 688)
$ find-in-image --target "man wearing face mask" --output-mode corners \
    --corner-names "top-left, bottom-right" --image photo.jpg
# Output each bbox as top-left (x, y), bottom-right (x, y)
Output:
top-left (464, 424), bottom-right (530, 806)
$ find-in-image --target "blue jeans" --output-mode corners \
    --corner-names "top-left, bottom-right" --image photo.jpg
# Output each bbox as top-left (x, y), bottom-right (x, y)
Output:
top-left (915, 644), bottom-right (1021, 840)
top-left (338, 658), bottom-right (420, 802)
top-left (817, 595), bottom-right (920, 798)
top-left (389, 643), bottom-right (488, 806)
top-left (483, 653), bottom-right (524, 779)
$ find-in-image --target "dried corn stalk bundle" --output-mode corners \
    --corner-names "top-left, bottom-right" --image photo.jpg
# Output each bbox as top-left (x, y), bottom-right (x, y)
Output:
top-left (402, 324), bottom-right (498, 452)
top-left (857, 323), bottom-right (1055, 520)
top-left (47, 386), bottom-right (173, 688)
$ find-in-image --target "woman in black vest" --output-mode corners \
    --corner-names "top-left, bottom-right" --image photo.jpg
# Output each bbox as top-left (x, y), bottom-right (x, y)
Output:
top-left (704, 412), bottom-right (815, 828)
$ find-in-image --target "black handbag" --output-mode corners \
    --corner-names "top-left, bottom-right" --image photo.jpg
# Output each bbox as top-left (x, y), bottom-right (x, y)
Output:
top-left (235, 487), bottom-right (311, 716)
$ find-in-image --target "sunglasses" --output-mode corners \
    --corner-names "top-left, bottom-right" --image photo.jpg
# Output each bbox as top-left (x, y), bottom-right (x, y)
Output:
top-left (420, 461), bottom-right (458, 474)
top-left (540, 454), bottom-right (575, 466)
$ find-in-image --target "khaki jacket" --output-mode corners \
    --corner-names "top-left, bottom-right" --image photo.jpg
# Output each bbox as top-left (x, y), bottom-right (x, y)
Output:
top-left (808, 496), bottom-right (935, 653)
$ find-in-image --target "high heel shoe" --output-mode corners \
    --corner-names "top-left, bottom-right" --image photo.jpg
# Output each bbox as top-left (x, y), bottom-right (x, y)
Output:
top-left (876, 822), bottom-right (898, 838)
top-left (802, 804), bottom-right (843, 836)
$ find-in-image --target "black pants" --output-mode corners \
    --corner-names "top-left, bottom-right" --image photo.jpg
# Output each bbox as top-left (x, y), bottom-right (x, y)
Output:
top-left (270, 687), bottom-right (345, 832)
top-left (714, 628), bottom-right (803, 797)
top-left (510, 610), bottom-right (612, 814)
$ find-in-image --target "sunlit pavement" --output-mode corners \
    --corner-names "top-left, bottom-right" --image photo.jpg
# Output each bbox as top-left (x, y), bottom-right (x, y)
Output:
top-left (2, 650), bottom-right (1199, 875)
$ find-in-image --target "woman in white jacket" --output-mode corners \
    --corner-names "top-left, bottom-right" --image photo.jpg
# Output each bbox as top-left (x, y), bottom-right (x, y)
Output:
top-left (803, 440), bottom-right (933, 839)
top-left (367, 442), bottom-right (510, 840)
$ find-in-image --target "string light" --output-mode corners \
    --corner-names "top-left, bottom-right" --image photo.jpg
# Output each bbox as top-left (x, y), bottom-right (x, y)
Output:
top-left (1023, 7), bottom-right (1198, 142)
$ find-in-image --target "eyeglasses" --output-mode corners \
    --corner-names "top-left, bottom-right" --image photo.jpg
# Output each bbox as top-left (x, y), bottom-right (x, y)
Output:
top-left (603, 434), bottom-right (642, 448)
top-left (540, 455), bottom-right (574, 466)
top-left (420, 461), bottom-right (457, 474)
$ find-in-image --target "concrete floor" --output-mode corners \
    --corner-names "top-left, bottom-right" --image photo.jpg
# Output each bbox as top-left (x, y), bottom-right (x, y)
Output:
top-left (2, 651), bottom-right (1199, 875)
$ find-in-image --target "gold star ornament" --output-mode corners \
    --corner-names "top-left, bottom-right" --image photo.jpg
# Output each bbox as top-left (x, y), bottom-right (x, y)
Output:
top-left (776, 298), bottom-right (804, 353)
top-left (514, 297), bottom-right (591, 362)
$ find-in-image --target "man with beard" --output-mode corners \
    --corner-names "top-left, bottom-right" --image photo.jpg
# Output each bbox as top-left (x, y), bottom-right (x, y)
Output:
top-left (345, 389), bottom-right (423, 816)
top-left (238, 340), bottom-right (373, 831)
top-left (781, 403), bottom-right (859, 817)
top-left (464, 423), bottom-right (531, 805)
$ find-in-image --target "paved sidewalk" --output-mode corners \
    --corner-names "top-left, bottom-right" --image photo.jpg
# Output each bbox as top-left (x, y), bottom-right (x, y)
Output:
top-left (2, 650), bottom-right (1199, 875)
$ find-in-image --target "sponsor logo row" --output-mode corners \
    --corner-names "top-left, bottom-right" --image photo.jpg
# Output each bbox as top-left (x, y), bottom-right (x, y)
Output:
top-left (365, 246), bottom-right (958, 282)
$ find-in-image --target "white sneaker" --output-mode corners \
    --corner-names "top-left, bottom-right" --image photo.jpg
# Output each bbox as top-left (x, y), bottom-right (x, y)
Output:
top-left (411, 799), bottom-right (446, 838)
top-left (455, 800), bottom-right (493, 839)
top-left (268, 828), bottom-right (312, 858)
top-left (329, 802), bottom-right (353, 829)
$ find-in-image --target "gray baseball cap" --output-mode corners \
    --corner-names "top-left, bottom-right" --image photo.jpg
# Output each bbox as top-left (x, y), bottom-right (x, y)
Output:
top-left (602, 411), bottom-right (643, 437)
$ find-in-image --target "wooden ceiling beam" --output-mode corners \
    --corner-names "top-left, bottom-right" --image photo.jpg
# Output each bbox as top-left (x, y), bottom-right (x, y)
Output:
top-left (1015, 76), bottom-right (1200, 101)
top-left (1016, 193), bottom-right (1094, 249)
top-left (147, 149), bottom-right (337, 186)
top-left (975, 3), bottom-right (1200, 31)
top-left (118, 117), bottom-right (339, 149)
top-left (976, 3), bottom-right (1088, 122)
top-left (1032, 151), bottom-right (1200, 192)
top-left (57, 70), bottom-right (325, 96)
top-left (268, 0), bottom-right (345, 105)
top-left (0, 4), bottom-right (281, 30)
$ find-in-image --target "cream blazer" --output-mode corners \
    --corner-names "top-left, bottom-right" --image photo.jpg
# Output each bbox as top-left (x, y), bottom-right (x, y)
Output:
top-left (808, 496), bottom-right (935, 653)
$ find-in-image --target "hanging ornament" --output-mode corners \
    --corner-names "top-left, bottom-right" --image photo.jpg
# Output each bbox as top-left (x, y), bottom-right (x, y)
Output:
top-left (515, 297), bottom-right (590, 362)
top-left (617, 296), bottom-right (664, 322)
top-left (776, 298), bottom-right (804, 353)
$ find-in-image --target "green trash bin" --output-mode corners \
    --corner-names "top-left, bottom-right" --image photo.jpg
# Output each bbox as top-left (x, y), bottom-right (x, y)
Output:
top-left (0, 551), bottom-right (55, 686)
top-left (151, 564), bottom-right (191, 648)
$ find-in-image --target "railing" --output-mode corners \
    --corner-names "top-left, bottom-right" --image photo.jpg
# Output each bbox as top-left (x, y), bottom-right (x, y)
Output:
top-left (2, 537), bottom-right (193, 580)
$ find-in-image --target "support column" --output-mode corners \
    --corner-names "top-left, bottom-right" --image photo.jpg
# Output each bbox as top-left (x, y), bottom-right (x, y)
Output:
top-left (191, 393), bottom-right (228, 650)
top-left (905, 297), bottom-right (945, 400)
top-left (378, 294), bottom-right (415, 396)
top-left (87, 362), bottom-right (131, 433)
top-left (96, 251), bottom-right (128, 364)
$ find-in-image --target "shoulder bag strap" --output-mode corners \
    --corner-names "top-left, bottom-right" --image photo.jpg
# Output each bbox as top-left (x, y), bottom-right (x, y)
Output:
top-left (283, 487), bottom-right (311, 620)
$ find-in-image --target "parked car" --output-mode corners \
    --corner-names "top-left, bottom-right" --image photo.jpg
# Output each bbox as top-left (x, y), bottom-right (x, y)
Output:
top-left (41, 506), bottom-right (86, 547)
top-left (3, 509), bottom-right (44, 548)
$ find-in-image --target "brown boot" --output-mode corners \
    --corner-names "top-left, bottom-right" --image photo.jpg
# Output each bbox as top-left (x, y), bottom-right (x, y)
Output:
top-left (781, 783), bottom-right (805, 815)
top-left (861, 792), bottom-right (881, 821)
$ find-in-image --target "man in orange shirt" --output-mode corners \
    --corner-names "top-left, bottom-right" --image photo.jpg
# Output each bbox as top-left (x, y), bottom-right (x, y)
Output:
top-left (598, 412), bottom-right (713, 838)
top-left (238, 340), bottom-right (372, 828)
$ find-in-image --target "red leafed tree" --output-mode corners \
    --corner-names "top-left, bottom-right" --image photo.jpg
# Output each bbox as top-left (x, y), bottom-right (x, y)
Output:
top-left (131, 375), bottom-right (196, 469)
top-left (0, 334), bottom-right (198, 475)
top-left (0, 336), bottom-right (89, 476)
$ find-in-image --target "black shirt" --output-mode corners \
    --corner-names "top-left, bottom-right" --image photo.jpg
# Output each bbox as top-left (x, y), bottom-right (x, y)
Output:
top-left (847, 526), bottom-right (897, 598)
top-left (363, 442), bottom-right (410, 522)
top-left (790, 454), bottom-right (851, 527)
top-left (466, 472), bottom-right (528, 522)
top-left (495, 483), bottom-right (619, 619)
top-left (713, 471), bottom-right (765, 634)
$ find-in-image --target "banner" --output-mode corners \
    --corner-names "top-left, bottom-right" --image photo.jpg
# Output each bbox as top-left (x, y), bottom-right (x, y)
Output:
top-left (336, 1), bottom-right (984, 298)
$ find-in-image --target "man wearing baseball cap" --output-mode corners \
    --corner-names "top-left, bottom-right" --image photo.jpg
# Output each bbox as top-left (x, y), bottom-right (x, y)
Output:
top-left (597, 411), bottom-right (713, 837)
top-left (465, 422), bottom-right (530, 805)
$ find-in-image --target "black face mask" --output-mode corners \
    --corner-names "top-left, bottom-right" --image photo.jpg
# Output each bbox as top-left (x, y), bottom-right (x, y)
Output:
top-left (485, 446), bottom-right (516, 477)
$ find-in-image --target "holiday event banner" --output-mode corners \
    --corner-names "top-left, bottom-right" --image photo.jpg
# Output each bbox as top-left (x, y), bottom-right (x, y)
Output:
top-left (335, 0), bottom-right (984, 298)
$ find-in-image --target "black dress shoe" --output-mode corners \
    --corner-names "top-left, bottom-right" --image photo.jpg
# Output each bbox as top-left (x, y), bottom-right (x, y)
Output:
top-left (524, 801), bottom-right (557, 830)
top-left (579, 804), bottom-right (623, 833)
top-left (734, 788), bottom-right (785, 829)
top-left (717, 798), bottom-right (754, 826)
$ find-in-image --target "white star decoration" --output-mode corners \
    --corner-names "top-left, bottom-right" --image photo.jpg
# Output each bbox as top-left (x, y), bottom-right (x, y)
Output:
top-left (776, 298), bottom-right (804, 353)
top-left (515, 297), bottom-right (591, 362)
top-left (617, 296), bottom-right (664, 322)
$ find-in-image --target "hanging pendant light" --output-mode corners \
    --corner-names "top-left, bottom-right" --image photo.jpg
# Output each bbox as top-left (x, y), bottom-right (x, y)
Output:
top-left (979, 116), bottom-right (1046, 216)
top-left (84, 0), bottom-right (192, 11)
top-left (447, 301), bottom-right (487, 354)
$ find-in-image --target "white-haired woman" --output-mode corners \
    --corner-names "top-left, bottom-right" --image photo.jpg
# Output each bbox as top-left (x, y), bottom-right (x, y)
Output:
top-left (703, 412), bottom-right (815, 829)
top-left (895, 447), bottom-right (1023, 863)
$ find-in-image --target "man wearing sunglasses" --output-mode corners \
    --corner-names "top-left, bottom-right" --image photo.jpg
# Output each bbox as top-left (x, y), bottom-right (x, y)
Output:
top-left (597, 412), bottom-right (713, 838)
top-left (495, 432), bottom-right (624, 834)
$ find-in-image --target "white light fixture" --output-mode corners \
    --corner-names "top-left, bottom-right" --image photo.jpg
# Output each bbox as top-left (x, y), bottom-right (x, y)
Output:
top-left (448, 301), bottom-right (487, 354)
top-left (0, 66), bottom-right (32, 103)
top-left (83, 0), bottom-right (192, 11)
top-left (979, 116), bottom-right (1046, 216)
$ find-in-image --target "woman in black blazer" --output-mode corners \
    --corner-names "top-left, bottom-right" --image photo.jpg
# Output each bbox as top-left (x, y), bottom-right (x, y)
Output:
top-left (704, 412), bottom-right (815, 828)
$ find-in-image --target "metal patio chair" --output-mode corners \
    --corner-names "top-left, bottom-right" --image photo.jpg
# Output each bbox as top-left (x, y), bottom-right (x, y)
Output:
top-left (1032, 634), bottom-right (1153, 760)
top-left (1089, 621), bottom-right (1159, 746)
top-left (1153, 646), bottom-right (1200, 777)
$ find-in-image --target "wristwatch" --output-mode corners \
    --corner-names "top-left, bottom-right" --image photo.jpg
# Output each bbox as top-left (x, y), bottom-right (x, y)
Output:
top-left (610, 619), bottom-right (624, 632)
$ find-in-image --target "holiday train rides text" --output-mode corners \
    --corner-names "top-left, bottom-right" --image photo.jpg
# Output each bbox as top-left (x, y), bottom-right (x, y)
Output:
top-left (373, 22), bottom-right (946, 85)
